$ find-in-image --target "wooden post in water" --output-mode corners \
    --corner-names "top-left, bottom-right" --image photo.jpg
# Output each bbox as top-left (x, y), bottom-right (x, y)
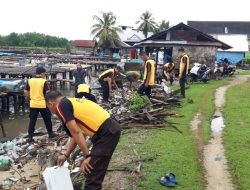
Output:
top-left (0, 113), bottom-right (6, 137)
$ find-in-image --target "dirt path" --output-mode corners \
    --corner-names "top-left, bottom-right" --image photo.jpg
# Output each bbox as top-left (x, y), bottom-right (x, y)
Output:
top-left (191, 75), bottom-right (250, 190)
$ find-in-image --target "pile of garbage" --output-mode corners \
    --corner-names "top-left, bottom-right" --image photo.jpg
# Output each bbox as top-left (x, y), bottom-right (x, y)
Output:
top-left (0, 81), bottom-right (183, 189)
top-left (99, 82), bottom-right (182, 129)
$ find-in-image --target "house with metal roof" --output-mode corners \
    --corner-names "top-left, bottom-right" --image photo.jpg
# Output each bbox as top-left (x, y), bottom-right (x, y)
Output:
top-left (188, 21), bottom-right (250, 63)
top-left (134, 22), bottom-right (231, 66)
top-left (71, 40), bottom-right (96, 55)
top-left (119, 25), bottom-right (153, 46)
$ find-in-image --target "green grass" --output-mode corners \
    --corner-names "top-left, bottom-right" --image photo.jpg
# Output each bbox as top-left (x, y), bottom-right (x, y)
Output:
top-left (223, 80), bottom-right (250, 190)
top-left (112, 80), bottom-right (227, 190)
top-left (235, 69), bottom-right (250, 75)
top-left (200, 80), bottom-right (228, 144)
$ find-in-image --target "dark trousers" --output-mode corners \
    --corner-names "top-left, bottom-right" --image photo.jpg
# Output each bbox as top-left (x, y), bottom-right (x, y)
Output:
top-left (179, 76), bottom-right (186, 97)
top-left (74, 85), bottom-right (79, 98)
top-left (98, 79), bottom-right (109, 101)
top-left (137, 83), bottom-right (152, 98)
top-left (85, 119), bottom-right (121, 190)
top-left (28, 108), bottom-right (53, 137)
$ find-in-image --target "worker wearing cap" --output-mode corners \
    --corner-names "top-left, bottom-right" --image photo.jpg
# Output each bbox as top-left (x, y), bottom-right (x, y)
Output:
top-left (178, 47), bottom-right (190, 98)
top-left (98, 66), bottom-right (122, 102)
top-left (45, 90), bottom-right (121, 190)
top-left (76, 83), bottom-right (97, 102)
top-left (24, 67), bottom-right (57, 142)
top-left (163, 58), bottom-right (175, 86)
top-left (137, 51), bottom-right (155, 98)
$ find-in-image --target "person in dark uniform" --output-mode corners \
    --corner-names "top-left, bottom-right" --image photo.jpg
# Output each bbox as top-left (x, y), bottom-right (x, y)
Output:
top-left (75, 83), bottom-right (97, 103)
top-left (73, 63), bottom-right (91, 97)
top-left (178, 47), bottom-right (190, 98)
top-left (98, 66), bottom-right (121, 102)
top-left (45, 91), bottom-right (121, 190)
top-left (163, 58), bottom-right (175, 86)
top-left (24, 67), bottom-right (57, 142)
top-left (137, 51), bottom-right (155, 98)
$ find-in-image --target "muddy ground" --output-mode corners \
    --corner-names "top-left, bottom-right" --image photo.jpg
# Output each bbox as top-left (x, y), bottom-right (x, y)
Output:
top-left (191, 75), bottom-right (250, 190)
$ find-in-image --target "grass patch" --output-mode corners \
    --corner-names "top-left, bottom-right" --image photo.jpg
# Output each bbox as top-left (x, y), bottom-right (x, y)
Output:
top-left (111, 80), bottom-right (227, 190)
top-left (199, 80), bottom-right (228, 144)
top-left (235, 69), bottom-right (250, 75)
top-left (223, 80), bottom-right (250, 190)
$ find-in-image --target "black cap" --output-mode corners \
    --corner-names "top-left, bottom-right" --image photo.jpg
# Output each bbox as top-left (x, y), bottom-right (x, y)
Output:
top-left (178, 47), bottom-right (185, 52)
top-left (36, 66), bottom-right (46, 74)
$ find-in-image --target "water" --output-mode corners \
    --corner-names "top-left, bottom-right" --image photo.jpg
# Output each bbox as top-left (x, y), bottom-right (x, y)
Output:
top-left (211, 116), bottom-right (225, 133)
top-left (1, 73), bottom-right (102, 139)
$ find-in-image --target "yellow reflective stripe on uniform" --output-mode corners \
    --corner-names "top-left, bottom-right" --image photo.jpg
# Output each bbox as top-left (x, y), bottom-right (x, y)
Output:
top-left (165, 63), bottom-right (175, 70)
top-left (143, 60), bottom-right (155, 86)
top-left (28, 78), bottom-right (46, 108)
top-left (77, 84), bottom-right (90, 93)
top-left (99, 69), bottom-right (114, 81)
top-left (68, 98), bottom-right (110, 137)
top-left (180, 54), bottom-right (190, 74)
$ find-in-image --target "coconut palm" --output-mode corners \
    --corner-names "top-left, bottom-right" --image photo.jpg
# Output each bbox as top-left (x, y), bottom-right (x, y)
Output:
top-left (136, 11), bottom-right (157, 38)
top-left (155, 20), bottom-right (170, 33)
top-left (91, 12), bottom-right (122, 48)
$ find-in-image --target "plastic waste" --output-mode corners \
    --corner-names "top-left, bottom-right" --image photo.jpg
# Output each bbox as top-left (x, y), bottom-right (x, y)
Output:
top-left (0, 159), bottom-right (10, 171)
top-left (43, 166), bottom-right (74, 190)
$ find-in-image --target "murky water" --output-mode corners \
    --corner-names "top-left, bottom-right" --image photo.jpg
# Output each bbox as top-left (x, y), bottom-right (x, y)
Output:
top-left (1, 88), bottom-right (75, 139)
top-left (1, 72), bottom-right (102, 139)
top-left (211, 116), bottom-right (225, 133)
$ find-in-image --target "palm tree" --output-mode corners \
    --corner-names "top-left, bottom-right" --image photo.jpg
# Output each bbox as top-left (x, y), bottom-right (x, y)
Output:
top-left (155, 20), bottom-right (170, 33)
top-left (136, 11), bottom-right (157, 38)
top-left (91, 12), bottom-right (122, 48)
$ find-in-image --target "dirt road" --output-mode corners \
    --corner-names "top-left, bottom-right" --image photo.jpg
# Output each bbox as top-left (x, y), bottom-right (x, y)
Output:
top-left (192, 75), bottom-right (250, 190)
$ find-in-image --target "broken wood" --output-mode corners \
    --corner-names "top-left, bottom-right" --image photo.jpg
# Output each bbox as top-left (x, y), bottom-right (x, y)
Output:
top-left (150, 98), bottom-right (168, 105)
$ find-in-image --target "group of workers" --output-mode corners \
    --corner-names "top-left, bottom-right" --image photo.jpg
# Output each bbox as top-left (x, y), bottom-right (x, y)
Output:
top-left (23, 47), bottom-right (189, 190)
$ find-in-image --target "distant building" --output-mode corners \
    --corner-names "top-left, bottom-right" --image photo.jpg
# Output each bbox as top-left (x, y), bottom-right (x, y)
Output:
top-left (188, 21), bottom-right (250, 63)
top-left (119, 25), bottom-right (153, 46)
top-left (134, 22), bottom-right (231, 66)
top-left (71, 40), bottom-right (96, 55)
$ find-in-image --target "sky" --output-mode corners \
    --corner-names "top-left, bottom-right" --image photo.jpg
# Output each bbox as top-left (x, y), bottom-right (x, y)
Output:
top-left (1, 0), bottom-right (249, 40)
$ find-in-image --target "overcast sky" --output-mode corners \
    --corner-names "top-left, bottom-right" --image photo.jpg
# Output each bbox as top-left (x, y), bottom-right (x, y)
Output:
top-left (1, 0), bottom-right (249, 40)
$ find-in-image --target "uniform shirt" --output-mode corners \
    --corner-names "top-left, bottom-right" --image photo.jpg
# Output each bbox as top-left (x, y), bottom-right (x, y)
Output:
top-left (56, 97), bottom-right (110, 137)
top-left (73, 68), bottom-right (86, 86)
top-left (143, 60), bottom-right (155, 86)
top-left (77, 84), bottom-right (90, 93)
top-left (179, 54), bottom-right (189, 77)
top-left (99, 69), bottom-right (115, 81)
top-left (25, 77), bottom-right (49, 108)
top-left (164, 63), bottom-right (175, 73)
top-left (126, 71), bottom-right (140, 79)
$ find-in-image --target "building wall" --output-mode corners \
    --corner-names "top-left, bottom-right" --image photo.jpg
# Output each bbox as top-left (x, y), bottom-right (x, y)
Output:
top-left (172, 46), bottom-right (217, 67)
top-left (71, 47), bottom-right (94, 55)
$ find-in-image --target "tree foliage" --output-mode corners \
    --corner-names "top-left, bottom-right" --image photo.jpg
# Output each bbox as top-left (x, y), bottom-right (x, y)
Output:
top-left (136, 11), bottom-right (157, 38)
top-left (91, 12), bottom-right (122, 48)
top-left (154, 20), bottom-right (170, 33)
top-left (0, 32), bottom-right (70, 48)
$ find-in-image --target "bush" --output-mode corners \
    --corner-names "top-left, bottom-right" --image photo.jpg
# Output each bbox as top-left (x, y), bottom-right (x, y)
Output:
top-left (129, 93), bottom-right (148, 112)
